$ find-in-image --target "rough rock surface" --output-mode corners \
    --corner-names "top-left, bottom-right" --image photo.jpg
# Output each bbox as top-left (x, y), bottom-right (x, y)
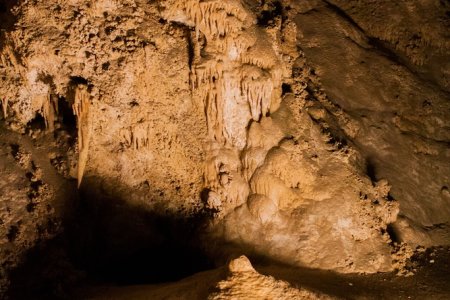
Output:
top-left (210, 256), bottom-right (332, 300)
top-left (0, 124), bottom-right (74, 294)
top-left (75, 249), bottom-right (450, 300)
top-left (77, 255), bottom-right (335, 300)
top-left (291, 0), bottom-right (450, 246)
top-left (0, 0), bottom-right (449, 297)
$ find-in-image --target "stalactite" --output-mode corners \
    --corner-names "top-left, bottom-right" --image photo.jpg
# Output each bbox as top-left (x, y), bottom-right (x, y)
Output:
top-left (72, 85), bottom-right (91, 187)
top-left (1, 98), bottom-right (8, 118)
top-left (42, 94), bottom-right (58, 131)
top-left (121, 128), bottom-right (133, 148)
top-left (166, 0), bottom-right (284, 215)
top-left (2, 45), bottom-right (20, 69)
top-left (167, 0), bottom-right (250, 39)
top-left (173, 0), bottom-right (282, 147)
top-left (193, 60), bottom-right (224, 88)
top-left (204, 158), bottom-right (218, 189)
top-left (131, 122), bottom-right (150, 150)
top-left (240, 55), bottom-right (274, 70)
top-left (121, 122), bottom-right (150, 151)
top-left (240, 66), bottom-right (275, 121)
top-left (204, 86), bottom-right (224, 143)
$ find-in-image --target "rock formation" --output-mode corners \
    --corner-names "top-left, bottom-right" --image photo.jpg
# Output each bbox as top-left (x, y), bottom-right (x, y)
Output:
top-left (0, 0), bottom-right (449, 297)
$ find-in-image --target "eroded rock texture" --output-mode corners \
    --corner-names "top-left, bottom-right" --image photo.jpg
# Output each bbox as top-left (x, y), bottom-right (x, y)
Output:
top-left (0, 0), bottom-right (449, 295)
top-left (291, 0), bottom-right (450, 246)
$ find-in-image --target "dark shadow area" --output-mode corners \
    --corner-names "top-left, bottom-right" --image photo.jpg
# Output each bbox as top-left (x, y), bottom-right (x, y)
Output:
top-left (0, 0), bottom-right (18, 33)
top-left (71, 177), bottom-right (214, 285)
top-left (254, 249), bottom-right (450, 300)
top-left (57, 97), bottom-right (77, 133)
top-left (69, 76), bottom-right (88, 86)
top-left (26, 113), bottom-right (46, 132)
top-left (7, 176), bottom-right (214, 299)
top-left (216, 240), bottom-right (450, 299)
top-left (257, 0), bottom-right (282, 26)
top-left (386, 223), bottom-right (400, 244)
top-left (6, 172), bottom-right (450, 299)
top-left (0, 0), bottom-right (18, 69)
top-left (282, 83), bottom-right (292, 95)
top-left (365, 157), bottom-right (377, 182)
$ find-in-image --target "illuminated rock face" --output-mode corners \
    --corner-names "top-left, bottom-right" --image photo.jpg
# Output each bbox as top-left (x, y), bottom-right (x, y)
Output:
top-left (290, 0), bottom-right (450, 246)
top-left (0, 0), bottom-right (449, 294)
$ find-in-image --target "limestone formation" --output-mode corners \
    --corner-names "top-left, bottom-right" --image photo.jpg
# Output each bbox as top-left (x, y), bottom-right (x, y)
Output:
top-left (209, 256), bottom-right (333, 300)
top-left (72, 85), bottom-right (91, 186)
top-left (0, 0), bottom-right (449, 298)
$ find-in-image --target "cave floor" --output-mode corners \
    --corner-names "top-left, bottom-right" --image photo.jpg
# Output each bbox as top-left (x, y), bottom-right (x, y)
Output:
top-left (74, 247), bottom-right (450, 300)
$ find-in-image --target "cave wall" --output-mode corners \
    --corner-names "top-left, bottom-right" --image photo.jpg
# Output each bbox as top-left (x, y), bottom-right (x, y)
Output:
top-left (0, 0), bottom-right (449, 291)
top-left (291, 0), bottom-right (450, 245)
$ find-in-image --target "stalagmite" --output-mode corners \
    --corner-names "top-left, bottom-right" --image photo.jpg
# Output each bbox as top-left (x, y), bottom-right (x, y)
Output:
top-left (72, 85), bottom-right (91, 187)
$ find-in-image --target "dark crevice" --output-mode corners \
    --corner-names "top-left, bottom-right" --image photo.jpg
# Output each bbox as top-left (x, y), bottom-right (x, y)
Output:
top-left (282, 83), bottom-right (292, 95)
top-left (387, 193), bottom-right (395, 201)
top-left (26, 113), bottom-right (46, 131)
top-left (101, 62), bottom-right (110, 71)
top-left (323, 0), bottom-right (450, 94)
top-left (9, 143), bottom-right (19, 157)
top-left (366, 158), bottom-right (377, 182)
top-left (7, 225), bottom-right (19, 242)
top-left (7, 177), bottom-right (215, 299)
top-left (185, 27), bottom-right (195, 71)
top-left (386, 224), bottom-right (400, 244)
top-left (69, 76), bottom-right (88, 86)
top-left (322, 0), bottom-right (365, 34)
top-left (257, 1), bottom-right (282, 26)
top-left (0, 0), bottom-right (18, 34)
top-left (57, 97), bottom-right (77, 130)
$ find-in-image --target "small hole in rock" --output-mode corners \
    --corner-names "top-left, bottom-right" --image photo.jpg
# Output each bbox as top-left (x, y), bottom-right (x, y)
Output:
top-left (386, 224), bottom-right (400, 244)
top-left (282, 83), bottom-right (292, 95)
top-left (366, 158), bottom-right (377, 182)
top-left (27, 114), bottom-right (46, 131)
top-left (7, 225), bottom-right (19, 242)
top-left (70, 76), bottom-right (88, 86)
top-left (102, 62), bottom-right (110, 71)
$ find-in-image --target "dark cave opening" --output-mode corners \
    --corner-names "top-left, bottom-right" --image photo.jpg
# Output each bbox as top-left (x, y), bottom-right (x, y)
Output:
top-left (7, 178), bottom-right (214, 299)
top-left (282, 83), bottom-right (292, 95)
top-left (26, 113), bottom-right (46, 132)
top-left (386, 223), bottom-right (400, 244)
top-left (57, 97), bottom-right (77, 131)
top-left (366, 158), bottom-right (378, 182)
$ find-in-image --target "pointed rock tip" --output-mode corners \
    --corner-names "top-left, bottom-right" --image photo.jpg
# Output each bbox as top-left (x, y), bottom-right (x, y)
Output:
top-left (228, 255), bottom-right (255, 273)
